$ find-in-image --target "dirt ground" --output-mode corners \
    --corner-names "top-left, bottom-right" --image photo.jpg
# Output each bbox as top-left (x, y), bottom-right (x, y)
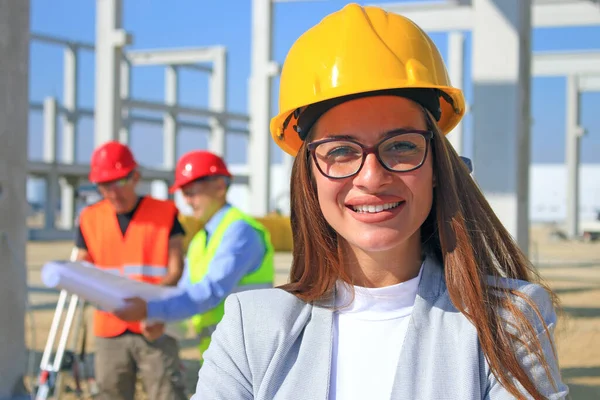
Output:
top-left (22, 224), bottom-right (600, 399)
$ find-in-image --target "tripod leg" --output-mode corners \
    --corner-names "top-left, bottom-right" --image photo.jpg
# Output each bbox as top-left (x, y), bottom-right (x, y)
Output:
top-left (34, 289), bottom-right (68, 400)
top-left (35, 247), bottom-right (84, 400)
top-left (51, 292), bottom-right (81, 399)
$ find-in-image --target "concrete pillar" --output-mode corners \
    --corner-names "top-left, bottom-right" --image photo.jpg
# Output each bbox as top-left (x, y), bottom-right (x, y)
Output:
top-left (565, 75), bottom-right (584, 239)
top-left (249, 0), bottom-right (274, 216)
top-left (43, 97), bottom-right (58, 230)
top-left (151, 181), bottom-right (169, 200)
top-left (209, 47), bottom-right (226, 157)
top-left (59, 177), bottom-right (77, 229)
top-left (472, 0), bottom-right (532, 255)
top-left (94, 0), bottom-right (129, 147)
top-left (446, 31), bottom-right (465, 154)
top-left (59, 46), bottom-right (78, 229)
top-left (0, 0), bottom-right (29, 397)
top-left (119, 58), bottom-right (131, 144)
top-left (163, 65), bottom-right (178, 170)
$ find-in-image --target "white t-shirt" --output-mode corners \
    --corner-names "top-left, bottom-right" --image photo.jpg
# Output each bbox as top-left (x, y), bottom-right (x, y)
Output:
top-left (329, 265), bottom-right (423, 400)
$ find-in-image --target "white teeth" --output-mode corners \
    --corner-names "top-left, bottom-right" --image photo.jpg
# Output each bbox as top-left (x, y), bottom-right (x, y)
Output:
top-left (352, 202), bottom-right (401, 213)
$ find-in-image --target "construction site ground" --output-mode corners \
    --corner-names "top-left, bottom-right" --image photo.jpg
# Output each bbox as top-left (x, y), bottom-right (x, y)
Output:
top-left (23, 224), bottom-right (600, 399)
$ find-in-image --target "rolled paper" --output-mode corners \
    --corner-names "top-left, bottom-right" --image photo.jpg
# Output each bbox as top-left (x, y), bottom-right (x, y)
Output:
top-left (41, 260), bottom-right (189, 340)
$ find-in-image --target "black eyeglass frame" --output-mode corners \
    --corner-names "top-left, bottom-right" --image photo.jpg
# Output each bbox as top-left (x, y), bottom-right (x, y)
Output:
top-left (306, 129), bottom-right (434, 179)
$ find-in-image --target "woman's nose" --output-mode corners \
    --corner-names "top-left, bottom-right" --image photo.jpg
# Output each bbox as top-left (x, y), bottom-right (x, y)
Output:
top-left (352, 153), bottom-right (393, 191)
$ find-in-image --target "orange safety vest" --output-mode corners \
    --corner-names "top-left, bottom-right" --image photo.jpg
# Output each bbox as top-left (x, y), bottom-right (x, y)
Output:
top-left (79, 197), bottom-right (176, 338)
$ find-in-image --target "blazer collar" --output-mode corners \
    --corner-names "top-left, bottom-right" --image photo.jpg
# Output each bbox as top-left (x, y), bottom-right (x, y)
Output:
top-left (417, 253), bottom-right (446, 300)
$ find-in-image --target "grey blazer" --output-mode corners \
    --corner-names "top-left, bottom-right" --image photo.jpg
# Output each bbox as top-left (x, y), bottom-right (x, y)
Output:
top-left (191, 256), bottom-right (569, 399)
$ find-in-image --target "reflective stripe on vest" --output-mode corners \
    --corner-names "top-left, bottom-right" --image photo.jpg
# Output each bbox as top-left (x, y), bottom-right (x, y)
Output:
top-left (187, 207), bottom-right (275, 355)
top-left (122, 265), bottom-right (168, 277)
top-left (101, 265), bottom-right (168, 278)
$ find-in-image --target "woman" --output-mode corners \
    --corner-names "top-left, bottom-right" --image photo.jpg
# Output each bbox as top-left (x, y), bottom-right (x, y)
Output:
top-left (191, 4), bottom-right (568, 399)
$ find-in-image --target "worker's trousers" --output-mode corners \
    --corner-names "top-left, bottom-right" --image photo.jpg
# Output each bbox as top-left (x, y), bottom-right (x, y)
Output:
top-left (95, 332), bottom-right (188, 400)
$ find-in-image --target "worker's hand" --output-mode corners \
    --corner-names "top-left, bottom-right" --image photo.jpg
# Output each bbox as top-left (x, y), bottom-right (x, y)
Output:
top-left (141, 321), bottom-right (165, 342)
top-left (113, 297), bottom-right (148, 321)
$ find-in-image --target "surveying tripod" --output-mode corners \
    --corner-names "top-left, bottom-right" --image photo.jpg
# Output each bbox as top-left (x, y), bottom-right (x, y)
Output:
top-left (34, 248), bottom-right (98, 400)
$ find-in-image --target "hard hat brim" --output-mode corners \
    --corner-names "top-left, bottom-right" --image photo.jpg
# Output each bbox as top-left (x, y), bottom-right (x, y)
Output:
top-left (89, 166), bottom-right (136, 185)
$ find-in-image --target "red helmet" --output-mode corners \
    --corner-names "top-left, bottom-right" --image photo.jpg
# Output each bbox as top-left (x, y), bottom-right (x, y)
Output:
top-left (170, 150), bottom-right (232, 193)
top-left (89, 141), bottom-right (137, 183)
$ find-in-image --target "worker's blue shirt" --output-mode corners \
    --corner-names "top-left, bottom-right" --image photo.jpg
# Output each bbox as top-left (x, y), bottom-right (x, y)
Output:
top-left (146, 203), bottom-right (266, 322)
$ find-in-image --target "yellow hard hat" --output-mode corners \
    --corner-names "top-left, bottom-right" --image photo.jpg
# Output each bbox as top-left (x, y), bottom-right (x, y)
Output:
top-left (270, 3), bottom-right (466, 156)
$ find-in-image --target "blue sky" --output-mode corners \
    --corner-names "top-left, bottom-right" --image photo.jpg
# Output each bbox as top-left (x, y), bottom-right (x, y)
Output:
top-left (28, 0), bottom-right (600, 170)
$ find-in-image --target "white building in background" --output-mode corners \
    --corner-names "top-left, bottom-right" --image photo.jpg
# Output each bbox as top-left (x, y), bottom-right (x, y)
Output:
top-left (530, 164), bottom-right (600, 223)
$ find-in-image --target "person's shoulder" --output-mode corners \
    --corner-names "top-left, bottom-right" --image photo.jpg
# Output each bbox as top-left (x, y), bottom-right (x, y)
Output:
top-left (226, 288), bottom-right (313, 336)
top-left (487, 276), bottom-right (557, 332)
top-left (234, 288), bottom-right (310, 316)
top-left (78, 199), bottom-right (108, 219)
top-left (143, 196), bottom-right (177, 210)
top-left (223, 217), bottom-right (265, 244)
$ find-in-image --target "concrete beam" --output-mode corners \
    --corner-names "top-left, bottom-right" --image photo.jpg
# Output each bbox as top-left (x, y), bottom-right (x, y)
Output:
top-left (0, 0), bottom-right (29, 397)
top-left (375, 2), bottom-right (473, 31)
top-left (30, 32), bottom-right (95, 51)
top-left (532, 50), bottom-right (600, 77)
top-left (375, 0), bottom-right (600, 31)
top-left (26, 162), bottom-right (251, 186)
top-left (126, 46), bottom-right (224, 69)
top-left (533, 0), bottom-right (600, 27)
top-left (579, 75), bottom-right (600, 91)
top-left (30, 102), bottom-right (251, 134)
top-left (123, 98), bottom-right (250, 122)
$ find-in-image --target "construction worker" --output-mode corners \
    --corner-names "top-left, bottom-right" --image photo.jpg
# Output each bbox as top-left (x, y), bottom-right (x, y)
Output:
top-left (75, 140), bottom-right (187, 400)
top-left (113, 150), bottom-right (275, 357)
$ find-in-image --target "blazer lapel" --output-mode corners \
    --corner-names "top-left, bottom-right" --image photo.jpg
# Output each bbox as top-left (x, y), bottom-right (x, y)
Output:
top-left (277, 294), bottom-right (334, 400)
top-left (308, 300), bottom-right (335, 399)
top-left (389, 255), bottom-right (446, 399)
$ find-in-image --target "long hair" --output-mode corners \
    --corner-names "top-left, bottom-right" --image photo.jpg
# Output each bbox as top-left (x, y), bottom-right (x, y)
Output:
top-left (279, 110), bottom-right (561, 399)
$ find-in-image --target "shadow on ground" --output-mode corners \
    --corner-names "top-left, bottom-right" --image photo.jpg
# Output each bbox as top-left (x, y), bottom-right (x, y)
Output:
top-left (561, 366), bottom-right (600, 399)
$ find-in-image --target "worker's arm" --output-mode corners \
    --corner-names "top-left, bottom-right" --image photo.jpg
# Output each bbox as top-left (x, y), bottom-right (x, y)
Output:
top-left (74, 226), bottom-right (93, 262)
top-left (145, 220), bottom-right (266, 322)
top-left (160, 234), bottom-right (184, 286)
top-left (158, 214), bottom-right (186, 286)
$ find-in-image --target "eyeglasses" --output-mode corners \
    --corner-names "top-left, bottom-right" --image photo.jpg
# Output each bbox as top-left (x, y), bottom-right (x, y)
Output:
top-left (307, 130), bottom-right (433, 179)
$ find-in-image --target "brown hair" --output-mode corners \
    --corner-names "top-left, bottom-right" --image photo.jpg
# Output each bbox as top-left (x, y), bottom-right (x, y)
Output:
top-left (280, 110), bottom-right (561, 399)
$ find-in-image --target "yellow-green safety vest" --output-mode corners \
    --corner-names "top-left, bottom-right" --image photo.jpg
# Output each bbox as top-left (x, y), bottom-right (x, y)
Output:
top-left (187, 206), bottom-right (275, 355)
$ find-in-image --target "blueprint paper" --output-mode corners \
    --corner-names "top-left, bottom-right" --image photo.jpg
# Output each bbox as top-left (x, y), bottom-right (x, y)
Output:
top-left (41, 260), bottom-right (189, 339)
